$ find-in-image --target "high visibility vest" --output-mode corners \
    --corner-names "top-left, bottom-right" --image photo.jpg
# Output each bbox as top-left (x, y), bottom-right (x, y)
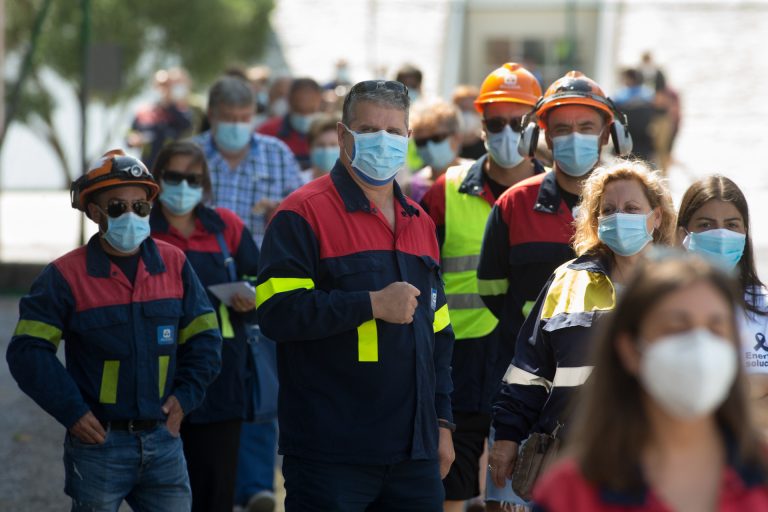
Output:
top-left (442, 165), bottom-right (499, 340)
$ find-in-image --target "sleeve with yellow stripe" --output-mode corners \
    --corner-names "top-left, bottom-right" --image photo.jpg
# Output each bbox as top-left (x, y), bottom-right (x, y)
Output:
top-left (492, 272), bottom-right (557, 443)
top-left (172, 259), bottom-right (223, 415)
top-left (6, 264), bottom-right (91, 428)
top-left (255, 210), bottom-right (374, 342)
top-left (477, 204), bottom-right (511, 320)
top-left (432, 278), bottom-right (455, 423)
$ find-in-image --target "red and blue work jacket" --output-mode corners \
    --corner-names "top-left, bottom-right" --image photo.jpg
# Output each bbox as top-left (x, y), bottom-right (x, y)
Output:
top-left (533, 439), bottom-right (768, 512)
top-left (477, 170), bottom-right (576, 365)
top-left (150, 205), bottom-right (259, 423)
top-left (6, 235), bottom-right (222, 429)
top-left (255, 162), bottom-right (454, 465)
top-left (257, 114), bottom-right (310, 169)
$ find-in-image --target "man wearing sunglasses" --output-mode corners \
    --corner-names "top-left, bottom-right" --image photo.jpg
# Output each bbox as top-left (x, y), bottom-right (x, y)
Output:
top-left (7, 149), bottom-right (222, 511)
top-left (255, 80), bottom-right (455, 510)
top-left (419, 62), bottom-right (544, 512)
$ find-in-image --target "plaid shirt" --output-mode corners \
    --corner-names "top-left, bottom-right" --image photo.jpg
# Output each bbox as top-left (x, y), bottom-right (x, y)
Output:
top-left (194, 131), bottom-right (303, 247)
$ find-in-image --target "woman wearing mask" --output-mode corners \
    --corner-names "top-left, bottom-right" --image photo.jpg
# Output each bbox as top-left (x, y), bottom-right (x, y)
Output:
top-left (407, 100), bottom-right (467, 202)
top-left (149, 141), bottom-right (260, 512)
top-left (533, 253), bottom-right (768, 511)
top-left (489, 160), bottom-right (676, 497)
top-left (676, 175), bottom-right (768, 427)
top-left (306, 113), bottom-right (340, 182)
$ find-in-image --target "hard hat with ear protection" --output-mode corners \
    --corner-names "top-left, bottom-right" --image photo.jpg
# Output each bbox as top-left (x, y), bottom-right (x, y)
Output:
top-left (517, 70), bottom-right (633, 159)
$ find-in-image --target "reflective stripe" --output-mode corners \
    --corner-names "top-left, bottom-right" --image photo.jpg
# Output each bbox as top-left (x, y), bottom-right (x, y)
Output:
top-left (256, 277), bottom-right (315, 308)
top-left (477, 278), bottom-right (509, 297)
top-left (179, 312), bottom-right (219, 345)
top-left (541, 262), bottom-right (615, 320)
top-left (433, 304), bottom-right (451, 333)
top-left (552, 366), bottom-right (593, 387)
top-left (99, 360), bottom-right (120, 404)
top-left (502, 365), bottom-right (553, 392)
top-left (357, 319), bottom-right (378, 362)
top-left (158, 355), bottom-right (170, 397)
top-left (442, 254), bottom-right (481, 273)
top-left (219, 303), bottom-right (234, 339)
top-left (13, 319), bottom-right (62, 348)
top-left (446, 293), bottom-right (487, 310)
top-left (522, 300), bottom-right (536, 318)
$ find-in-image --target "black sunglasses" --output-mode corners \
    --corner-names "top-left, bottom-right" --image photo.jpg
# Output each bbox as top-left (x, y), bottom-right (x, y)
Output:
top-left (414, 133), bottom-right (450, 147)
top-left (483, 116), bottom-right (525, 134)
top-left (99, 199), bottom-right (152, 218)
top-left (349, 80), bottom-right (408, 97)
top-left (162, 170), bottom-right (204, 188)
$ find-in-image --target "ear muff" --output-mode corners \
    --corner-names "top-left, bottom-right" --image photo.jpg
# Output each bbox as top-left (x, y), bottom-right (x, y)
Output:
top-left (518, 121), bottom-right (539, 158)
top-left (609, 111), bottom-right (633, 156)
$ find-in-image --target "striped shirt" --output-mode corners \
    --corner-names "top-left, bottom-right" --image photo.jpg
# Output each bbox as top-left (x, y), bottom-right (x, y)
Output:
top-left (193, 131), bottom-right (303, 248)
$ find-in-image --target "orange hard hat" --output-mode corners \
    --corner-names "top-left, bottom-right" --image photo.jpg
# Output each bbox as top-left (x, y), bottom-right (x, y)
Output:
top-left (70, 149), bottom-right (159, 213)
top-left (535, 70), bottom-right (614, 128)
top-left (474, 63), bottom-right (542, 112)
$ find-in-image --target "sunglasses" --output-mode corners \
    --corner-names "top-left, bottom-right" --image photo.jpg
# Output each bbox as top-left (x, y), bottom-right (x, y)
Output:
top-left (483, 116), bottom-right (525, 134)
top-left (349, 80), bottom-right (409, 97)
top-left (99, 199), bottom-right (152, 218)
top-left (162, 170), bottom-right (204, 188)
top-left (414, 133), bottom-right (450, 147)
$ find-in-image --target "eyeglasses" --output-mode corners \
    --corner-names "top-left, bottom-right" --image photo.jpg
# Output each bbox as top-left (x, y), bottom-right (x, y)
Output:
top-left (99, 199), bottom-right (152, 218)
top-left (483, 116), bottom-right (525, 134)
top-left (414, 133), bottom-right (450, 147)
top-left (162, 170), bottom-right (204, 188)
top-left (349, 80), bottom-right (409, 97)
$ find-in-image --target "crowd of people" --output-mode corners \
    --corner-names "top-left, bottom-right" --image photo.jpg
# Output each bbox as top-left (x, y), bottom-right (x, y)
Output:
top-left (5, 55), bottom-right (766, 512)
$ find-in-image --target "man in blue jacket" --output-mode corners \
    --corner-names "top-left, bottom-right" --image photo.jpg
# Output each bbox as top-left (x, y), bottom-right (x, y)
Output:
top-left (255, 80), bottom-right (455, 510)
top-left (6, 149), bottom-right (222, 511)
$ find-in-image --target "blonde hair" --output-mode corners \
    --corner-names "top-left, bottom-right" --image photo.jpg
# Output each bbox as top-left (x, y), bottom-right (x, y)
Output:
top-left (573, 160), bottom-right (675, 256)
top-left (411, 100), bottom-right (461, 135)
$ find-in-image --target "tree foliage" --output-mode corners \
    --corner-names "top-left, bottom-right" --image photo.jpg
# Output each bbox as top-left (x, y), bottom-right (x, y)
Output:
top-left (5, 0), bottom-right (275, 184)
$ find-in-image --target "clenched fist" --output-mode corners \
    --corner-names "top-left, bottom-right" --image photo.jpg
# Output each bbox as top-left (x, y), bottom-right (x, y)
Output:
top-left (370, 282), bottom-right (420, 324)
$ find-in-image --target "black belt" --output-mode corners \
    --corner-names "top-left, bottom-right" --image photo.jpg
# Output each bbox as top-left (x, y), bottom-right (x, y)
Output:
top-left (102, 419), bottom-right (161, 432)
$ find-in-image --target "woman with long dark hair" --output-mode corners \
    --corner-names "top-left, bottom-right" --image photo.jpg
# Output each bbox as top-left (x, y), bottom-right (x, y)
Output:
top-left (533, 253), bottom-right (768, 510)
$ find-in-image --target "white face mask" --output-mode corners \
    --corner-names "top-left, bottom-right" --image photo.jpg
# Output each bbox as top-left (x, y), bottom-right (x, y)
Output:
top-left (639, 328), bottom-right (737, 419)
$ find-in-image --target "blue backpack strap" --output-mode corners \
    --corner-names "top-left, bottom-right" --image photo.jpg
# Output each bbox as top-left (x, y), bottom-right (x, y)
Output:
top-left (214, 231), bottom-right (238, 282)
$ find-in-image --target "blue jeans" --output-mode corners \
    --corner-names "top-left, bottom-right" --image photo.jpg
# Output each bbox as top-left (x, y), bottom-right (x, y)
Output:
top-left (234, 418), bottom-right (277, 505)
top-left (63, 424), bottom-right (191, 512)
top-left (282, 456), bottom-right (444, 512)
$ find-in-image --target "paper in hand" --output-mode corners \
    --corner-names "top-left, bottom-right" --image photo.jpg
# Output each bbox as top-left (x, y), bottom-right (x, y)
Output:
top-left (207, 281), bottom-right (256, 307)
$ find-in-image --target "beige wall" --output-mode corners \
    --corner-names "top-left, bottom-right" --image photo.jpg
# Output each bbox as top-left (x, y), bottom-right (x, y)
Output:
top-left (463, 5), bottom-right (600, 88)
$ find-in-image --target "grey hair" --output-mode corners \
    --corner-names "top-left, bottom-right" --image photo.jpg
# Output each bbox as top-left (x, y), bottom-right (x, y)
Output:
top-left (342, 87), bottom-right (410, 127)
top-left (207, 76), bottom-right (255, 112)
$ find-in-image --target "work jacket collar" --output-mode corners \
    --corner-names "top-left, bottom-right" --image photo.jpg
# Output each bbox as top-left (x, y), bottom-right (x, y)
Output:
top-left (533, 169), bottom-right (565, 214)
top-left (567, 252), bottom-right (612, 275)
top-left (330, 161), bottom-right (419, 217)
top-left (85, 233), bottom-right (166, 278)
top-left (598, 429), bottom-right (767, 506)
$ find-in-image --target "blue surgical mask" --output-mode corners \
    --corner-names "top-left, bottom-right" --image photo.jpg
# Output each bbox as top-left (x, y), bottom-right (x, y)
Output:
top-left (552, 132), bottom-right (600, 177)
top-left (417, 139), bottom-right (457, 171)
top-left (598, 211), bottom-right (654, 256)
top-left (159, 180), bottom-right (203, 215)
top-left (484, 125), bottom-right (524, 168)
top-left (683, 229), bottom-right (746, 271)
top-left (214, 121), bottom-right (253, 152)
top-left (310, 146), bottom-right (339, 173)
top-left (290, 113), bottom-right (314, 134)
top-left (103, 212), bottom-right (151, 253)
top-left (343, 125), bottom-right (408, 186)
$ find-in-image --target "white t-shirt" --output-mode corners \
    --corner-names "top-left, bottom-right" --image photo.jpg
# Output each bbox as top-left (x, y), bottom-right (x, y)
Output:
top-left (741, 286), bottom-right (768, 374)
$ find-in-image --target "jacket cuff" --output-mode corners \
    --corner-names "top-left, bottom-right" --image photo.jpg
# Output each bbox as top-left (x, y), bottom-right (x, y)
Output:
top-left (434, 393), bottom-right (453, 423)
top-left (492, 421), bottom-right (527, 443)
top-left (60, 402), bottom-right (92, 430)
